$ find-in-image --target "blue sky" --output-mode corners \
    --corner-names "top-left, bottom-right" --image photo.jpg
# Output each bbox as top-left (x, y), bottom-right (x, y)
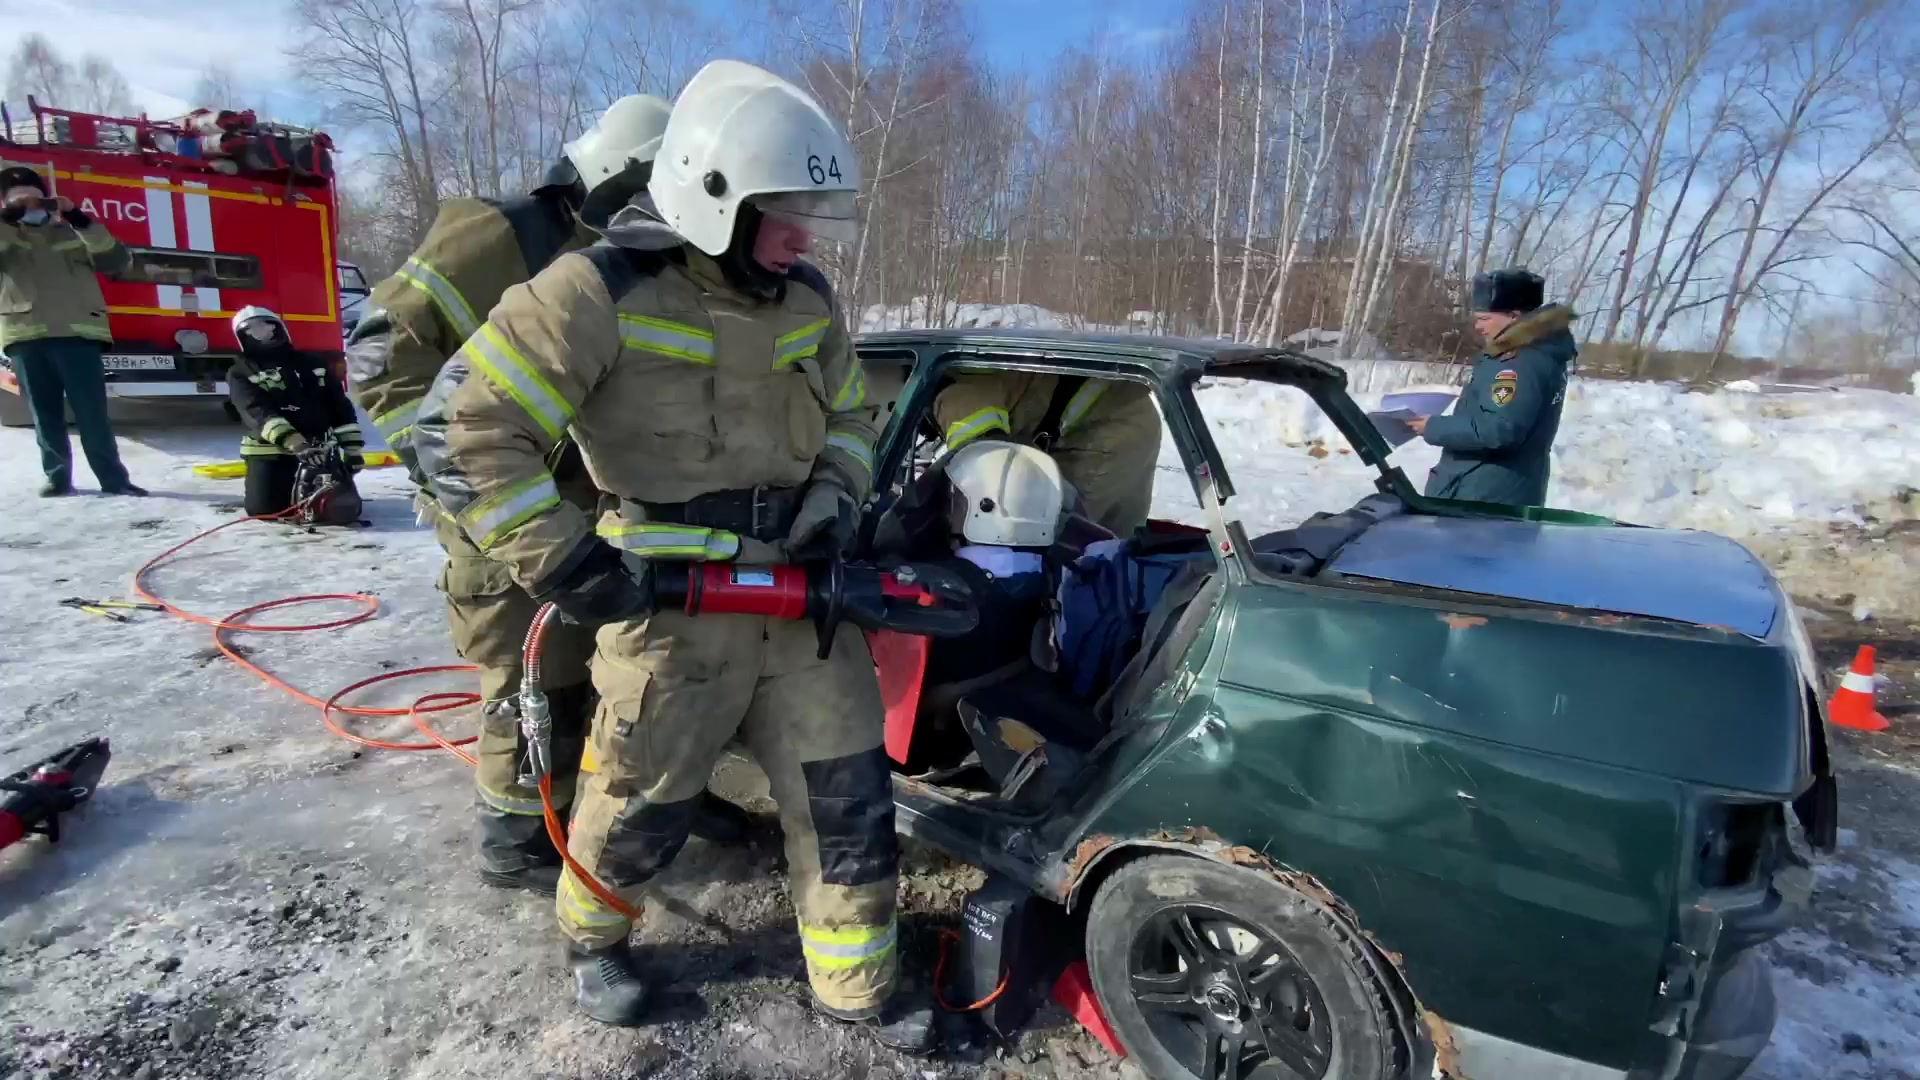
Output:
top-left (963, 0), bottom-right (1183, 65)
top-left (13, 0), bottom-right (1187, 125)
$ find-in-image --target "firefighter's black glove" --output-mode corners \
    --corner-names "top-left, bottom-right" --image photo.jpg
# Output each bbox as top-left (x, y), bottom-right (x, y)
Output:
top-left (787, 480), bottom-right (858, 560)
top-left (345, 452), bottom-right (365, 473)
top-left (62, 206), bottom-right (93, 229)
top-left (539, 539), bottom-right (655, 627)
top-left (0, 204), bottom-right (24, 225)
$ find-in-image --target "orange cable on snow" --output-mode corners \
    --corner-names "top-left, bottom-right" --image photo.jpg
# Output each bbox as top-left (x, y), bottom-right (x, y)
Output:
top-left (133, 503), bottom-right (636, 918)
top-left (132, 506), bottom-right (481, 752)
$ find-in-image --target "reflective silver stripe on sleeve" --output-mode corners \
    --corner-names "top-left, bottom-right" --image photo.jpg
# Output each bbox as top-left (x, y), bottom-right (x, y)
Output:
top-left (1059, 379), bottom-right (1110, 435)
top-left (825, 429), bottom-right (874, 477)
top-left (372, 400), bottom-right (422, 445)
top-left (775, 319), bottom-right (831, 369)
top-left (461, 324), bottom-right (575, 441)
top-left (459, 472), bottom-right (562, 550)
top-left (395, 257), bottom-right (481, 339)
top-left (830, 360), bottom-right (867, 410)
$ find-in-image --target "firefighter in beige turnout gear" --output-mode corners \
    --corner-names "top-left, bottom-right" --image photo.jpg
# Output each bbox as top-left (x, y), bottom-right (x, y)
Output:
top-left (933, 372), bottom-right (1162, 537)
top-left (345, 95), bottom-right (750, 896)
top-left (413, 60), bottom-right (931, 1052)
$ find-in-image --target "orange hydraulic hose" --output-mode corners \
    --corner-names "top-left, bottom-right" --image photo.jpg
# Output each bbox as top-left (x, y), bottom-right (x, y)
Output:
top-left (133, 507), bottom-right (479, 751)
top-left (525, 600), bottom-right (639, 920)
top-left (135, 502), bottom-right (632, 918)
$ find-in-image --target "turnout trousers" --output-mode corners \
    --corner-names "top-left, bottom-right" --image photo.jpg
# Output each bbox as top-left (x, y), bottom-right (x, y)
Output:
top-left (1054, 402), bottom-right (1164, 537)
top-left (557, 608), bottom-right (899, 1013)
top-left (432, 512), bottom-right (595, 859)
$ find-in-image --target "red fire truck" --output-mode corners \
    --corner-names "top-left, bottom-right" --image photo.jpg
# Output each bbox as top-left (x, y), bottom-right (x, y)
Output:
top-left (1, 97), bottom-right (346, 427)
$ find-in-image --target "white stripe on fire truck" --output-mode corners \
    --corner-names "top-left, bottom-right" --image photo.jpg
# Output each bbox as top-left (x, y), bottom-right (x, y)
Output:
top-left (182, 181), bottom-right (220, 314)
top-left (144, 177), bottom-right (182, 311)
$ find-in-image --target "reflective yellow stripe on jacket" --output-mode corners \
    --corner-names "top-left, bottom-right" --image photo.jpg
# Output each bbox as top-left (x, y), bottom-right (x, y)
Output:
top-left (0, 319), bottom-right (48, 346)
top-left (944, 406), bottom-right (1012, 450)
top-left (1060, 379), bottom-right (1109, 436)
top-left (799, 919), bottom-right (897, 971)
top-left (460, 471), bottom-right (562, 550)
top-left (830, 360), bottom-right (866, 411)
top-left (394, 256), bottom-right (481, 340)
top-left (618, 315), bottom-right (716, 364)
top-left (259, 417), bottom-right (295, 445)
top-left (825, 426), bottom-right (874, 481)
top-left (373, 399), bottom-right (422, 447)
top-left (775, 319), bottom-right (830, 369)
top-left (461, 324), bottom-right (575, 441)
top-left (598, 522), bottom-right (740, 561)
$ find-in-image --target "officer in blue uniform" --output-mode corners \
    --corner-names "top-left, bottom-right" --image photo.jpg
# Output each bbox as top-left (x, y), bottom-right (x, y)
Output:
top-left (1410, 269), bottom-right (1576, 507)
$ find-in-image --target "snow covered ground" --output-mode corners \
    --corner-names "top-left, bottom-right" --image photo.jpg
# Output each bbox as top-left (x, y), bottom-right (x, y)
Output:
top-left (2, 346), bottom-right (1917, 1078)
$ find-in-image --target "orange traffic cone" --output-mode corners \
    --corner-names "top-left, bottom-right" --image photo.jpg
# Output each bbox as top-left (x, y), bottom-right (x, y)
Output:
top-left (1829, 646), bottom-right (1890, 732)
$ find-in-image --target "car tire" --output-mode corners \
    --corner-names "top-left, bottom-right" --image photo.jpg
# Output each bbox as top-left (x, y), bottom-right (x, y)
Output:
top-left (1086, 854), bottom-right (1400, 1080)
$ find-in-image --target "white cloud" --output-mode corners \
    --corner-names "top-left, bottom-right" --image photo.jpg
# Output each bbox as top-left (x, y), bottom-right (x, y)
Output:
top-left (27, 0), bottom-right (304, 117)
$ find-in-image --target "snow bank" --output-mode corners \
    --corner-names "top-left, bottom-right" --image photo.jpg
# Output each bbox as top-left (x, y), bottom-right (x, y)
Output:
top-left (1156, 375), bottom-right (1920, 539)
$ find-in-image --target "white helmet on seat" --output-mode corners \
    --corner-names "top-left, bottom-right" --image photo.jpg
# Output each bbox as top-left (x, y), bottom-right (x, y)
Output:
top-left (946, 440), bottom-right (1068, 548)
top-left (649, 60), bottom-right (861, 256)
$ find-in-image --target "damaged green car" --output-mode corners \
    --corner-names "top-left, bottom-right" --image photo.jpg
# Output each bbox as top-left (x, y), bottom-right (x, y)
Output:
top-left (852, 329), bottom-right (1836, 1080)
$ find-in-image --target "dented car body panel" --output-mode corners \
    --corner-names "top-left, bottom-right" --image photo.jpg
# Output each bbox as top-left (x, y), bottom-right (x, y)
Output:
top-left (856, 328), bottom-right (1831, 1079)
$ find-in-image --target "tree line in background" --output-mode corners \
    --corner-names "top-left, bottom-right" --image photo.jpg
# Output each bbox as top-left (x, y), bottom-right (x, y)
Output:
top-left (8, 0), bottom-right (1920, 381)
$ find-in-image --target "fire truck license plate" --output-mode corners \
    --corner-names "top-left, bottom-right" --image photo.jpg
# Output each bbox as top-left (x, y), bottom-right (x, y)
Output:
top-left (101, 354), bottom-right (176, 372)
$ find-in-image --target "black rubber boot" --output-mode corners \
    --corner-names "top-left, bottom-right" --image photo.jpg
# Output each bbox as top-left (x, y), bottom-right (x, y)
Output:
top-left (568, 940), bottom-right (651, 1027)
top-left (688, 788), bottom-right (757, 845)
top-left (811, 990), bottom-right (937, 1056)
top-left (39, 477), bottom-right (72, 498)
top-left (477, 808), bottom-right (563, 895)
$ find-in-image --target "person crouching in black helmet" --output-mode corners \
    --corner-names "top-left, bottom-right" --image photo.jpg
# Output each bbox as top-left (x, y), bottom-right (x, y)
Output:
top-left (228, 306), bottom-right (366, 521)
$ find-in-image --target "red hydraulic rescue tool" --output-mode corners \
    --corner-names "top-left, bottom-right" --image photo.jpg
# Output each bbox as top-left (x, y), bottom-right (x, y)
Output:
top-left (513, 557), bottom-right (977, 917)
top-left (0, 737), bottom-right (111, 852)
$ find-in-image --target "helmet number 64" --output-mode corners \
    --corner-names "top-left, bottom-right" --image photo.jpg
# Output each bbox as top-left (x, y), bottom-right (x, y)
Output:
top-left (807, 154), bottom-right (843, 185)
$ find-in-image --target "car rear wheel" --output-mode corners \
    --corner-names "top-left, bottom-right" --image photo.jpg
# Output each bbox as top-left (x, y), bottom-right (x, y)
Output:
top-left (1085, 855), bottom-right (1399, 1080)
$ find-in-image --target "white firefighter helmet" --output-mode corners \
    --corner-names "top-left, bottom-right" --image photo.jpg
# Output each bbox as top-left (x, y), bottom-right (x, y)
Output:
top-left (946, 440), bottom-right (1068, 548)
top-left (650, 59), bottom-right (861, 257)
top-left (565, 94), bottom-right (672, 194)
top-left (231, 305), bottom-right (286, 340)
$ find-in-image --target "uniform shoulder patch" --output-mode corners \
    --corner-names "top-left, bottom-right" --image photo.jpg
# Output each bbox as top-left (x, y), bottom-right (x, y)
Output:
top-left (1491, 369), bottom-right (1519, 408)
top-left (786, 260), bottom-right (835, 309)
top-left (577, 242), bottom-right (671, 304)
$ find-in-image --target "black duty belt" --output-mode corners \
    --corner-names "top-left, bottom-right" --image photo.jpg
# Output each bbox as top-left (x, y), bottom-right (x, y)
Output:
top-left (639, 485), bottom-right (804, 542)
